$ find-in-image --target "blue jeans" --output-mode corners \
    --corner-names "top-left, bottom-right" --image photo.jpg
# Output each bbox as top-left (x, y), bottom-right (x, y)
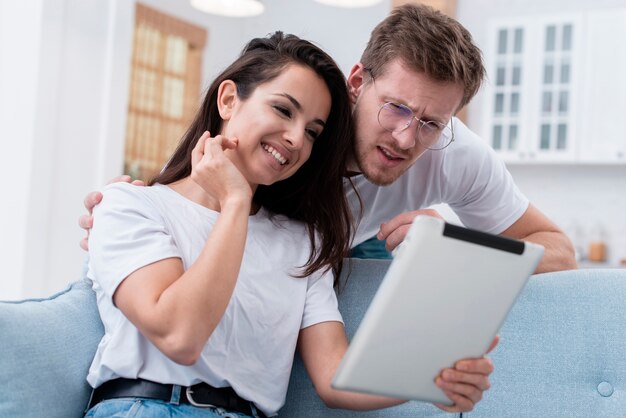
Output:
top-left (84, 398), bottom-right (262, 418)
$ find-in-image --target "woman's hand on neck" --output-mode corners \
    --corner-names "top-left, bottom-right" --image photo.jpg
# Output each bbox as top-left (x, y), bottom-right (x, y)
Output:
top-left (169, 132), bottom-right (255, 214)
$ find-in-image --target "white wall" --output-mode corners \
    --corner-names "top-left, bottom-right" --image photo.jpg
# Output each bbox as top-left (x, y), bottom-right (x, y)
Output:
top-left (0, 0), bottom-right (136, 299)
top-left (0, 1), bottom-right (44, 299)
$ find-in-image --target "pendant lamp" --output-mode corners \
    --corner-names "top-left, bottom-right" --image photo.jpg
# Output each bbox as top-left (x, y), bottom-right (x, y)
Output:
top-left (190, 0), bottom-right (265, 17)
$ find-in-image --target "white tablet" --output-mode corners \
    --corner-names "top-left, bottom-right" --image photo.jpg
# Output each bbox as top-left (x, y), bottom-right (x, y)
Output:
top-left (332, 215), bottom-right (544, 405)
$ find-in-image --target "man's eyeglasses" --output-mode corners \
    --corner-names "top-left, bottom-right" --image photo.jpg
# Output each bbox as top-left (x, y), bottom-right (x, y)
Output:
top-left (377, 102), bottom-right (454, 150)
top-left (367, 70), bottom-right (454, 150)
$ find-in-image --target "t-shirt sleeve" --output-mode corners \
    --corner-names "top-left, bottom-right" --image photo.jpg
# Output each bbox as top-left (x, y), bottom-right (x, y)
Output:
top-left (301, 269), bottom-right (343, 329)
top-left (444, 128), bottom-right (529, 234)
top-left (87, 184), bottom-right (181, 301)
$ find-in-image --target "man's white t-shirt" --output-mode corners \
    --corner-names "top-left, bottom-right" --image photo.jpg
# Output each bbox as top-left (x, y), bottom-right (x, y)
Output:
top-left (347, 117), bottom-right (529, 246)
top-left (87, 183), bottom-right (343, 417)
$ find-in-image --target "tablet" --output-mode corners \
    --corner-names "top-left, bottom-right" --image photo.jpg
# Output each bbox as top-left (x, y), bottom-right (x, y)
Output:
top-left (332, 215), bottom-right (544, 405)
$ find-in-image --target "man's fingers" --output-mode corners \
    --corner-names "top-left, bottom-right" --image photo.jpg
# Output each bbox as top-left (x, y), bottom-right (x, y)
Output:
top-left (78, 214), bottom-right (94, 230)
top-left (377, 212), bottom-right (416, 240)
top-left (106, 175), bottom-right (134, 185)
top-left (383, 225), bottom-right (411, 252)
top-left (377, 209), bottom-right (443, 241)
top-left (83, 192), bottom-right (103, 214)
top-left (81, 174), bottom-right (145, 254)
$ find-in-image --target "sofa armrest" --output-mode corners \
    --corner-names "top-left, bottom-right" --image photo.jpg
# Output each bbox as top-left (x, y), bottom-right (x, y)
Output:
top-left (0, 279), bottom-right (104, 418)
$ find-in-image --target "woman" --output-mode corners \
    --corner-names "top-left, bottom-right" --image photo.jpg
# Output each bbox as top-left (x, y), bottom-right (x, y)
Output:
top-left (86, 32), bottom-right (414, 418)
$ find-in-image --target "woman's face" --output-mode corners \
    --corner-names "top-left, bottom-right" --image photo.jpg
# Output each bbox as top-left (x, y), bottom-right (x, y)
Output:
top-left (220, 64), bottom-right (332, 190)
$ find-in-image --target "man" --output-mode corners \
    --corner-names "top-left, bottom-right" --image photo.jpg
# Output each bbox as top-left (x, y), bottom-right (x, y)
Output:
top-left (79, 4), bottom-right (575, 413)
top-left (340, 5), bottom-right (575, 273)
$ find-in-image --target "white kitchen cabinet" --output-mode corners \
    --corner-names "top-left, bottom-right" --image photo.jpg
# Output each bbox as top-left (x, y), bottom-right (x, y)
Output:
top-left (578, 8), bottom-right (626, 163)
top-left (481, 7), bottom-right (626, 164)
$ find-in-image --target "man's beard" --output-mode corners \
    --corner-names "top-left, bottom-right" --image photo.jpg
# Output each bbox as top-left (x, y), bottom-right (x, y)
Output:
top-left (354, 143), bottom-right (407, 186)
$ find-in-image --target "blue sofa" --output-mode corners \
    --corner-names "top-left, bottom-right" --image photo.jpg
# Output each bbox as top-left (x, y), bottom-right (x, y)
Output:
top-left (1, 259), bottom-right (624, 417)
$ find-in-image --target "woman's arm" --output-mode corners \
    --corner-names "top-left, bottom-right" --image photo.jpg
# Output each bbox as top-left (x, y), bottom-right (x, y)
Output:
top-left (113, 197), bottom-right (249, 365)
top-left (298, 321), bottom-right (494, 412)
top-left (112, 133), bottom-right (252, 365)
top-left (298, 322), bottom-right (406, 410)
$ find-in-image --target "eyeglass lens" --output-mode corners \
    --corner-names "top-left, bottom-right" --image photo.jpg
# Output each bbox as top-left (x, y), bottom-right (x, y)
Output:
top-left (378, 103), bottom-right (452, 150)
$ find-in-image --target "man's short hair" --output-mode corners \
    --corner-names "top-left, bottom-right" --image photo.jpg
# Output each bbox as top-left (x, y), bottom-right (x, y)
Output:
top-left (360, 4), bottom-right (485, 110)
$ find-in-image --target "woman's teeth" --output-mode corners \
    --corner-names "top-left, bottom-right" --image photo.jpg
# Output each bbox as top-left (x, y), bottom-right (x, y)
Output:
top-left (263, 144), bottom-right (287, 165)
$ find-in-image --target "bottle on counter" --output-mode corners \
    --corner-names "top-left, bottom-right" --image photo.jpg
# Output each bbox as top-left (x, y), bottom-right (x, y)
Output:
top-left (587, 223), bottom-right (608, 263)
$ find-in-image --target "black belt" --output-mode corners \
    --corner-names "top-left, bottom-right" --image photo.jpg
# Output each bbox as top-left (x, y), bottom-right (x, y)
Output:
top-left (88, 378), bottom-right (267, 418)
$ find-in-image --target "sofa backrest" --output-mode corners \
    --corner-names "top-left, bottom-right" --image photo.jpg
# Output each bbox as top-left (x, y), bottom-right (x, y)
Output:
top-left (1, 260), bottom-right (625, 417)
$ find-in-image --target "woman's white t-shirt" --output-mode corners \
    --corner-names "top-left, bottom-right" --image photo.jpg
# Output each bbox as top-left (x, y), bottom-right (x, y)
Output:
top-left (87, 183), bottom-right (343, 417)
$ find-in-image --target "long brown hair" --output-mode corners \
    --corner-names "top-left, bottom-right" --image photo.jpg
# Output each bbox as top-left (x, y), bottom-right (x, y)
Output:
top-left (150, 32), bottom-right (354, 279)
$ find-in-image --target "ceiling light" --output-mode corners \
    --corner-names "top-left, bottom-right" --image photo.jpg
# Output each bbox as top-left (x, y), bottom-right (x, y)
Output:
top-left (313, 0), bottom-right (384, 8)
top-left (190, 0), bottom-right (265, 17)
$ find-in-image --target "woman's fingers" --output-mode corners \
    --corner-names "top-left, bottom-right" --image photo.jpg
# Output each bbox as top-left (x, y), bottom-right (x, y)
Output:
top-left (221, 136), bottom-right (239, 150)
top-left (204, 134), bottom-right (239, 157)
top-left (192, 131), bottom-right (211, 165)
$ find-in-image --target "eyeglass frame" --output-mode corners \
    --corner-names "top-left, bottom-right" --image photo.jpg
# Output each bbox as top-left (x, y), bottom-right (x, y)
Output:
top-left (364, 68), bottom-right (455, 151)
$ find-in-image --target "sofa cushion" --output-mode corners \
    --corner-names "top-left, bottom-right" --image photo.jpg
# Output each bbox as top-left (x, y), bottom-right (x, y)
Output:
top-left (0, 279), bottom-right (104, 418)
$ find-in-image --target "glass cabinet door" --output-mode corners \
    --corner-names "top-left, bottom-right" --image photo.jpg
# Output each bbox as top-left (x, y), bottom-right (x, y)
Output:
top-left (533, 21), bottom-right (578, 161)
top-left (488, 26), bottom-right (527, 161)
top-left (483, 14), bottom-right (582, 163)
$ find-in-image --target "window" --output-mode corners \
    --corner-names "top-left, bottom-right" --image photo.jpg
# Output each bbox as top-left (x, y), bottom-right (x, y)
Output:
top-left (124, 4), bottom-right (207, 182)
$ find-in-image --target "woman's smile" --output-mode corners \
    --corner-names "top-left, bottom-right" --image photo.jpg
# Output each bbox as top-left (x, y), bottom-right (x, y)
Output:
top-left (262, 143), bottom-right (289, 166)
